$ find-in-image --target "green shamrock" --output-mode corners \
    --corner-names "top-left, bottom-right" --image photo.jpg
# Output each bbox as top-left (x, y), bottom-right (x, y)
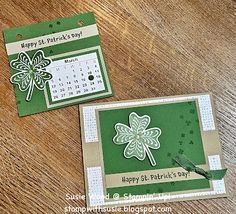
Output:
top-left (10, 50), bottom-right (53, 101)
top-left (113, 112), bottom-right (161, 166)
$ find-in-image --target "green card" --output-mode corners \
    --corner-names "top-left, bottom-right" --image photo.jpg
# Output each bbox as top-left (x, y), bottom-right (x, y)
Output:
top-left (80, 93), bottom-right (228, 208)
top-left (3, 12), bottom-right (113, 116)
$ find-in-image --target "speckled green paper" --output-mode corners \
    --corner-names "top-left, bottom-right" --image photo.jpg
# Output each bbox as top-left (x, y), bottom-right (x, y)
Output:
top-left (3, 12), bottom-right (113, 116)
top-left (98, 101), bottom-right (210, 197)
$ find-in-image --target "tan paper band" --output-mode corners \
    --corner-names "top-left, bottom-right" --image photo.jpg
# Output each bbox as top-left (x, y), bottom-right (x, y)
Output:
top-left (105, 165), bottom-right (207, 188)
top-left (6, 24), bottom-right (99, 55)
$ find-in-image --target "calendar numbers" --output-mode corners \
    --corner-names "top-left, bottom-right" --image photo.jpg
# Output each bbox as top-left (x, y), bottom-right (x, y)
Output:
top-left (47, 52), bottom-right (105, 102)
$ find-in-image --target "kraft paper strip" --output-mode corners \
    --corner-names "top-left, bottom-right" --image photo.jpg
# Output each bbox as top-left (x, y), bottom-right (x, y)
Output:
top-left (105, 165), bottom-right (208, 188)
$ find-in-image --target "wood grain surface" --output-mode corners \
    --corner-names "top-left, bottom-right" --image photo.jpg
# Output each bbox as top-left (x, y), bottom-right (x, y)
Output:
top-left (0, 0), bottom-right (236, 213)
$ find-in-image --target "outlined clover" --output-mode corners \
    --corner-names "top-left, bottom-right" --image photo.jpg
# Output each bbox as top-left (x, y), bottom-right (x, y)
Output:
top-left (10, 50), bottom-right (53, 101)
top-left (113, 112), bottom-right (161, 166)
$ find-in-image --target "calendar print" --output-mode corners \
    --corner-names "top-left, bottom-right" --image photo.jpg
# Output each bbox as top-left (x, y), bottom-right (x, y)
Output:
top-left (46, 52), bottom-right (105, 102)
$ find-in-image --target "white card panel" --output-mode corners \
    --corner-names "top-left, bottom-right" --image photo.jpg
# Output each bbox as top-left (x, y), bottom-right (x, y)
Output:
top-left (87, 167), bottom-right (105, 206)
top-left (47, 52), bottom-right (105, 102)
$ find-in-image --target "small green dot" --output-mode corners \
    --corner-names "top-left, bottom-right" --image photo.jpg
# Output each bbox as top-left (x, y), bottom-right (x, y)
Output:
top-left (190, 130), bottom-right (194, 134)
top-left (49, 24), bottom-right (53, 28)
top-left (181, 133), bottom-right (185, 138)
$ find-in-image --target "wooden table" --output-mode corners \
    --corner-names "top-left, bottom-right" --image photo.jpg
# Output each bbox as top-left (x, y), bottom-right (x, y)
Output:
top-left (0, 0), bottom-right (235, 213)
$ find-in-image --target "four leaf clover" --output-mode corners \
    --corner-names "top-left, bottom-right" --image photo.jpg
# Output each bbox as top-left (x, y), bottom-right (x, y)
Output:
top-left (10, 52), bottom-right (161, 166)
top-left (113, 112), bottom-right (161, 166)
top-left (10, 50), bottom-right (53, 101)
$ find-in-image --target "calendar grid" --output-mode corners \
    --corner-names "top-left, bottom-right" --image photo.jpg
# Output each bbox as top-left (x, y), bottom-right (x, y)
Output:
top-left (44, 46), bottom-right (113, 108)
top-left (47, 52), bottom-right (105, 102)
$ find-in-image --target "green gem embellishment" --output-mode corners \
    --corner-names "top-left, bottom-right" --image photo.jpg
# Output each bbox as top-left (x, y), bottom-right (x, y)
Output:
top-left (113, 112), bottom-right (161, 166)
top-left (10, 50), bottom-right (53, 101)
